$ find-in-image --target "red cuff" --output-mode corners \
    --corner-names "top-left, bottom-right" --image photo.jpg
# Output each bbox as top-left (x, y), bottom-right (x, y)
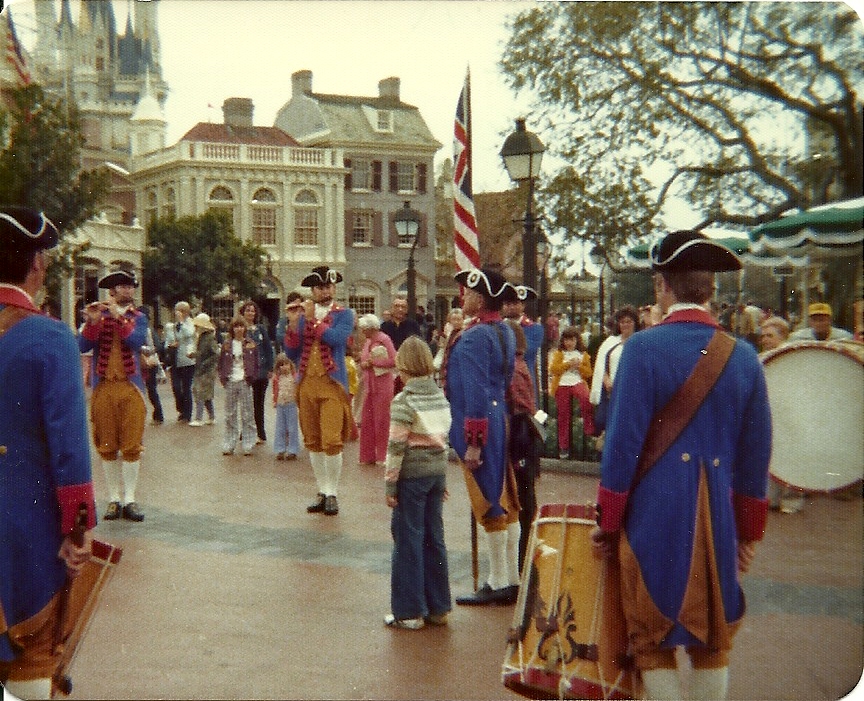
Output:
top-left (734, 492), bottom-right (767, 542)
top-left (284, 329), bottom-right (301, 350)
top-left (464, 418), bottom-right (488, 448)
top-left (596, 485), bottom-right (629, 532)
top-left (81, 321), bottom-right (101, 340)
top-left (57, 483), bottom-right (97, 534)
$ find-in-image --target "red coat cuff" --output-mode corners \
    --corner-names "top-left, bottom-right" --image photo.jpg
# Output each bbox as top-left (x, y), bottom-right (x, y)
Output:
top-left (57, 483), bottom-right (97, 534)
top-left (284, 328), bottom-right (301, 350)
top-left (81, 321), bottom-right (101, 340)
top-left (734, 492), bottom-right (767, 541)
top-left (464, 418), bottom-right (488, 448)
top-left (596, 485), bottom-right (629, 532)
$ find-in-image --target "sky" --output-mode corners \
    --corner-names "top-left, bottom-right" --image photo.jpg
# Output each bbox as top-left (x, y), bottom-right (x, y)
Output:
top-left (9, 0), bottom-right (540, 193)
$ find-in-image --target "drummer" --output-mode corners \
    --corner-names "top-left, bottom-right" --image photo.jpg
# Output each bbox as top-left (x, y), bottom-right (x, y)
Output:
top-left (788, 302), bottom-right (853, 342)
top-left (0, 207), bottom-right (97, 699)
top-left (592, 230), bottom-right (772, 701)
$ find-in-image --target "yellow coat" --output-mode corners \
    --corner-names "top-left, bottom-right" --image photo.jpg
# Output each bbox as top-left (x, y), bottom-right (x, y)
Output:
top-left (548, 349), bottom-right (592, 396)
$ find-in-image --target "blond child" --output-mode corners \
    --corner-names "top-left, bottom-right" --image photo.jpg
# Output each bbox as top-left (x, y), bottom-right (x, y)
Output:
top-left (272, 353), bottom-right (300, 460)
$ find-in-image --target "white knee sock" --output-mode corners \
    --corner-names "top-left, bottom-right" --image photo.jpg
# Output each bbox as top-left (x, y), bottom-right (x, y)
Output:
top-left (506, 522), bottom-right (521, 586)
top-left (641, 668), bottom-right (681, 701)
top-left (485, 529), bottom-right (509, 590)
top-left (101, 459), bottom-right (123, 503)
top-left (689, 667), bottom-right (729, 701)
top-left (309, 452), bottom-right (326, 493)
top-left (4, 677), bottom-right (53, 699)
top-left (323, 452), bottom-right (343, 496)
top-left (121, 460), bottom-right (140, 504)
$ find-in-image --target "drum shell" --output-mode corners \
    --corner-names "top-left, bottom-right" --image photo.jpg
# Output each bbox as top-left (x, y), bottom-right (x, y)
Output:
top-left (502, 503), bottom-right (639, 700)
top-left (761, 341), bottom-right (864, 492)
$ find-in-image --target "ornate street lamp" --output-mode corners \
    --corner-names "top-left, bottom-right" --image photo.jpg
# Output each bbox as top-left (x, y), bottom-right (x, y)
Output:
top-left (501, 118), bottom-right (545, 319)
top-left (394, 201), bottom-right (422, 317)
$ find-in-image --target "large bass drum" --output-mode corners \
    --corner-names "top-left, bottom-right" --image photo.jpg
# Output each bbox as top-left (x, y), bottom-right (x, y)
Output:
top-left (760, 340), bottom-right (864, 492)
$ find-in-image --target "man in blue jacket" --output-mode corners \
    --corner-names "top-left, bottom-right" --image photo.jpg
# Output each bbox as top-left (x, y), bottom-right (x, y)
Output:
top-left (593, 231), bottom-right (772, 700)
top-left (0, 207), bottom-right (96, 699)
top-left (283, 266), bottom-right (355, 516)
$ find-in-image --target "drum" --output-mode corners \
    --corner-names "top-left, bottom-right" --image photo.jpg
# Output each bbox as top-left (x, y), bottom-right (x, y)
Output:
top-left (761, 340), bottom-right (864, 492)
top-left (52, 539), bottom-right (123, 696)
top-left (502, 503), bottom-right (639, 700)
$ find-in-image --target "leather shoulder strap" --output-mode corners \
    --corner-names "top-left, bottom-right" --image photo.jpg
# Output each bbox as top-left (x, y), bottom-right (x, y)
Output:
top-left (633, 331), bottom-right (736, 487)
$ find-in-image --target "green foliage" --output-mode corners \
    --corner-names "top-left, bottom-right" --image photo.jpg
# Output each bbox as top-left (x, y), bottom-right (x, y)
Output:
top-left (142, 210), bottom-right (266, 309)
top-left (0, 84), bottom-right (110, 300)
top-left (502, 2), bottom-right (864, 242)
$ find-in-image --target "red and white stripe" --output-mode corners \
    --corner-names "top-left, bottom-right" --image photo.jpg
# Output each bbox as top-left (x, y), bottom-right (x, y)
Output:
top-left (453, 69), bottom-right (480, 272)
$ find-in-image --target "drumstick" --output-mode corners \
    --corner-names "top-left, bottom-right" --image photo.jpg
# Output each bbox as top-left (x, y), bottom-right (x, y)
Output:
top-left (470, 513), bottom-right (479, 592)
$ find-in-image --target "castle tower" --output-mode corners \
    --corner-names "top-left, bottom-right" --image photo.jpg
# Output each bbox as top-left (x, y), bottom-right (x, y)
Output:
top-left (32, 0), bottom-right (58, 83)
top-left (129, 71), bottom-right (166, 158)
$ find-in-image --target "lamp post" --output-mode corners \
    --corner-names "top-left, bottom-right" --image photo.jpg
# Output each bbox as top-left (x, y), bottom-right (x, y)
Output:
top-left (537, 233), bottom-right (552, 414)
top-left (589, 245), bottom-right (607, 325)
top-left (501, 118), bottom-right (545, 320)
top-left (394, 201), bottom-right (422, 317)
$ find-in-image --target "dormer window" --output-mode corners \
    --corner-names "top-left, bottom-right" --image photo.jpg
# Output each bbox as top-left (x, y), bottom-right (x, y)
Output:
top-left (376, 110), bottom-right (393, 132)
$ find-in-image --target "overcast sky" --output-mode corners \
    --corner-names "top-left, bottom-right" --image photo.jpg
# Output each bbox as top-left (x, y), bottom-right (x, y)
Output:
top-left (10, 0), bottom-right (539, 193)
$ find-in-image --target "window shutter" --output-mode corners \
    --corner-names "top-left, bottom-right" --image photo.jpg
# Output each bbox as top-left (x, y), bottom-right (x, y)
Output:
top-left (417, 163), bottom-right (427, 194)
top-left (418, 213), bottom-right (428, 247)
top-left (344, 209), bottom-right (353, 246)
top-left (387, 211), bottom-right (399, 246)
top-left (389, 161), bottom-right (398, 193)
top-left (372, 161), bottom-right (382, 192)
top-left (344, 158), bottom-right (352, 190)
top-left (373, 211), bottom-right (384, 246)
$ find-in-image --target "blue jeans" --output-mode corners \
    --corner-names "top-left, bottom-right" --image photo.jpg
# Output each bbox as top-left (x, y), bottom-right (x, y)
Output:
top-left (390, 474), bottom-right (451, 620)
top-left (273, 402), bottom-right (300, 455)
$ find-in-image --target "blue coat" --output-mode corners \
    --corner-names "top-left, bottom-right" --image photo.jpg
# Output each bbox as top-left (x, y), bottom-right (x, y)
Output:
top-left (598, 310), bottom-right (772, 649)
top-left (445, 316), bottom-right (515, 518)
top-left (78, 307), bottom-right (149, 393)
top-left (0, 304), bottom-right (95, 661)
top-left (283, 306), bottom-right (355, 393)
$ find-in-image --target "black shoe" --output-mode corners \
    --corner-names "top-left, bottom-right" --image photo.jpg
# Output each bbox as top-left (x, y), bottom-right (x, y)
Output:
top-left (104, 501), bottom-right (122, 520)
top-left (122, 502), bottom-right (145, 522)
top-left (455, 583), bottom-right (513, 606)
top-left (500, 584), bottom-right (520, 605)
top-left (307, 493), bottom-right (326, 513)
top-left (324, 495), bottom-right (339, 515)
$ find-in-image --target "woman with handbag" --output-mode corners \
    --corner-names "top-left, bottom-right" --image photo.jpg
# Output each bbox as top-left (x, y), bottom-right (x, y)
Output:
top-left (590, 306), bottom-right (640, 437)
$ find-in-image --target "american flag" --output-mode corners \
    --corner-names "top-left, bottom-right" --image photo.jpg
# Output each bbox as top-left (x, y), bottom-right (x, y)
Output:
top-left (453, 70), bottom-right (480, 272)
top-left (3, 11), bottom-right (31, 86)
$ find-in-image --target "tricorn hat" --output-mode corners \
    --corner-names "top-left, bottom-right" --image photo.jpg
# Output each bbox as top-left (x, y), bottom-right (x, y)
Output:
top-left (501, 283), bottom-right (538, 303)
top-left (0, 207), bottom-right (59, 252)
top-left (454, 267), bottom-right (509, 299)
top-left (98, 268), bottom-right (139, 289)
top-left (650, 230), bottom-right (741, 273)
top-left (301, 265), bottom-right (343, 287)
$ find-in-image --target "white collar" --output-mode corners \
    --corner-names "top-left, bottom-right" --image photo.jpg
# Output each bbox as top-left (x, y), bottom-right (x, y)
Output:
top-left (663, 302), bottom-right (708, 319)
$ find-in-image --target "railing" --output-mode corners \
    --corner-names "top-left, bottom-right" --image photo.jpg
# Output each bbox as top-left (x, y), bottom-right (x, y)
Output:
top-left (135, 143), bottom-right (342, 169)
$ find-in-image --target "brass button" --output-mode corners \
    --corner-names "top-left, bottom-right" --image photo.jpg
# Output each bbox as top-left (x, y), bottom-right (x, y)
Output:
top-left (0, 445), bottom-right (6, 455)
top-left (681, 452), bottom-right (691, 462)
top-left (713, 458), bottom-right (721, 467)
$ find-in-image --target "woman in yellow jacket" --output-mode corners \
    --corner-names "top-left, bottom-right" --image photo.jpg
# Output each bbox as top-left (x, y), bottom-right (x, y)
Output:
top-left (548, 326), bottom-right (594, 458)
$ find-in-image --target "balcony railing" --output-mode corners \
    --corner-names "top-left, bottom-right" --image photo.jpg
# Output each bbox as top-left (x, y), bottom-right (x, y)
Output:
top-left (135, 142), bottom-right (342, 170)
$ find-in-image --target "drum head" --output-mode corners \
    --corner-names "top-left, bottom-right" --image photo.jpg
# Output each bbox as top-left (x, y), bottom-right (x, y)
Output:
top-left (762, 341), bottom-right (864, 491)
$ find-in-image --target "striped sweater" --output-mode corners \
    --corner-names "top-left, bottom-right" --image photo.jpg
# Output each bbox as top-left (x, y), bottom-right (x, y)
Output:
top-left (384, 376), bottom-right (452, 497)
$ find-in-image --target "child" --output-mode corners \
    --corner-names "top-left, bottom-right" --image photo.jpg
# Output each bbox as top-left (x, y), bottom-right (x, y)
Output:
top-left (272, 353), bottom-right (300, 460)
top-left (548, 326), bottom-right (594, 458)
top-left (218, 317), bottom-right (258, 455)
top-left (383, 336), bottom-right (452, 630)
top-left (189, 313), bottom-right (219, 426)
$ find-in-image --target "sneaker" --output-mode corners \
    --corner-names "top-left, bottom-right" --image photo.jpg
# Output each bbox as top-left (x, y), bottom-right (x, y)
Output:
top-left (559, 451), bottom-right (569, 460)
top-left (384, 614), bottom-right (424, 630)
top-left (188, 420), bottom-right (204, 427)
top-left (423, 613), bottom-right (449, 626)
top-left (204, 418), bottom-right (215, 425)
top-left (276, 453), bottom-right (285, 461)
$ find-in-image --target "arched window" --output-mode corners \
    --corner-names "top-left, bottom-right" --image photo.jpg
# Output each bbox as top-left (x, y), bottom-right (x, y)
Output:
top-left (145, 189), bottom-right (158, 226)
top-left (208, 186), bottom-right (236, 230)
top-left (251, 187), bottom-right (277, 246)
top-left (161, 186), bottom-right (176, 220)
top-left (294, 189), bottom-right (319, 246)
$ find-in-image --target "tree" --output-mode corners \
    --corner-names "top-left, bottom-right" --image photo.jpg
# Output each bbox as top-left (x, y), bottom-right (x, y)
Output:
top-left (0, 84), bottom-right (110, 299)
top-left (142, 210), bottom-right (266, 310)
top-left (502, 2), bottom-right (864, 241)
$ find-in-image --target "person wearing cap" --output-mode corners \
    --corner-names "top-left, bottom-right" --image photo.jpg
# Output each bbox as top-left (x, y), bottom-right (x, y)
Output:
top-left (79, 267), bottom-right (149, 523)
top-left (283, 266), bottom-right (355, 516)
top-left (788, 302), bottom-right (853, 342)
top-left (189, 313), bottom-right (219, 427)
top-left (0, 207), bottom-right (97, 699)
top-left (591, 231), bottom-right (772, 700)
top-left (444, 267), bottom-right (521, 606)
top-left (164, 301), bottom-right (197, 423)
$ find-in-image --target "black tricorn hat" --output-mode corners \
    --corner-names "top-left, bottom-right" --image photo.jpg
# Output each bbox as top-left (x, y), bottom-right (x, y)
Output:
top-left (650, 230), bottom-right (741, 273)
top-left (0, 207), bottom-right (59, 252)
top-left (301, 265), bottom-right (343, 287)
top-left (501, 283), bottom-right (538, 303)
top-left (454, 267), bottom-right (509, 299)
top-left (98, 268), bottom-right (139, 289)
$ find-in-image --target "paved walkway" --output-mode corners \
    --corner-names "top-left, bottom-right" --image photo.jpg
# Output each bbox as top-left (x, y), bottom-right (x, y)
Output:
top-left (56, 384), bottom-right (861, 700)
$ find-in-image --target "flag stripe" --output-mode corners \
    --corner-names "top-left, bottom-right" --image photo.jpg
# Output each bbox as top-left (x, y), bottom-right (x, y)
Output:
top-left (4, 12), bottom-right (31, 86)
top-left (453, 70), bottom-right (480, 272)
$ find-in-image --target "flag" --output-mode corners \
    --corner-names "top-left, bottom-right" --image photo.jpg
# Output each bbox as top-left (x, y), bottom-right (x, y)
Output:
top-left (3, 11), bottom-right (31, 86)
top-left (453, 70), bottom-right (480, 272)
